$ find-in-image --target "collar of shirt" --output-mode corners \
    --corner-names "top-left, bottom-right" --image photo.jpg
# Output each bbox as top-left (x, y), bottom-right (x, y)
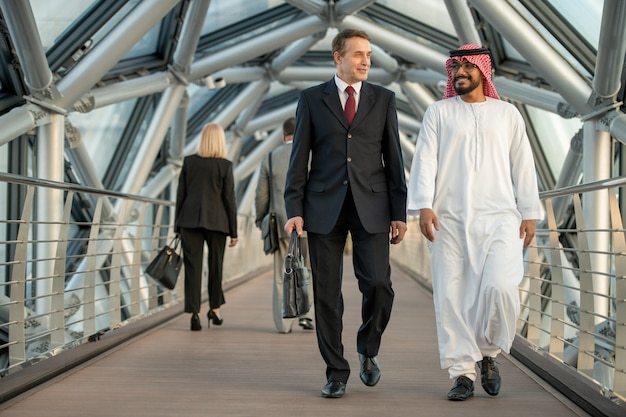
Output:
top-left (334, 75), bottom-right (362, 110)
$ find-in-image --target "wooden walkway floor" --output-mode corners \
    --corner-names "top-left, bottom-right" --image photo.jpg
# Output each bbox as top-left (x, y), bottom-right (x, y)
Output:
top-left (0, 258), bottom-right (590, 417)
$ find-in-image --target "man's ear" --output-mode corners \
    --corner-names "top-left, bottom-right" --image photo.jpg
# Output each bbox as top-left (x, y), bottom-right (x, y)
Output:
top-left (333, 51), bottom-right (341, 65)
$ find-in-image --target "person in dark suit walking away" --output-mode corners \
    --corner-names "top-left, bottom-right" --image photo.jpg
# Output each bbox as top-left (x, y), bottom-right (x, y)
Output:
top-left (284, 29), bottom-right (408, 398)
top-left (175, 123), bottom-right (238, 331)
top-left (255, 117), bottom-right (315, 334)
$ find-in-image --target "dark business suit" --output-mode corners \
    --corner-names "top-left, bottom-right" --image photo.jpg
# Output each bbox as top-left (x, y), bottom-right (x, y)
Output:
top-left (175, 155), bottom-right (237, 314)
top-left (284, 79), bottom-right (406, 383)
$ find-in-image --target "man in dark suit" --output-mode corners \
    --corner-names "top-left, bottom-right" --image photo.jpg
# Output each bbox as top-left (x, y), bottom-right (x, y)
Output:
top-left (284, 29), bottom-right (407, 398)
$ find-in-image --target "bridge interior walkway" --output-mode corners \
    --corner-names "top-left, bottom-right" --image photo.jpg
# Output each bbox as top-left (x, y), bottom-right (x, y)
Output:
top-left (0, 259), bottom-right (589, 417)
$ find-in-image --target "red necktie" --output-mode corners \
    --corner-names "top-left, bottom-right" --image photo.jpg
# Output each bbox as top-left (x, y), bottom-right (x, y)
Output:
top-left (344, 86), bottom-right (355, 126)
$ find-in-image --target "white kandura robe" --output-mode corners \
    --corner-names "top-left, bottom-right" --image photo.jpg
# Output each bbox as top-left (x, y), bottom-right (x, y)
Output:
top-left (407, 96), bottom-right (543, 379)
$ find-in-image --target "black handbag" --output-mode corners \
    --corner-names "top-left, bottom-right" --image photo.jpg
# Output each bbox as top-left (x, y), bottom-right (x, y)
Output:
top-left (282, 231), bottom-right (312, 318)
top-left (145, 237), bottom-right (182, 290)
top-left (261, 152), bottom-right (279, 255)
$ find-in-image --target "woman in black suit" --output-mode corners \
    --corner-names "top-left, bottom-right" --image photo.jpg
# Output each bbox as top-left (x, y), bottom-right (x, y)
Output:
top-left (175, 123), bottom-right (238, 331)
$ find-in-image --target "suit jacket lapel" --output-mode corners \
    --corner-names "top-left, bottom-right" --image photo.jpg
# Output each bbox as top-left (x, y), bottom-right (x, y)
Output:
top-left (322, 79), bottom-right (349, 129)
top-left (322, 79), bottom-right (376, 129)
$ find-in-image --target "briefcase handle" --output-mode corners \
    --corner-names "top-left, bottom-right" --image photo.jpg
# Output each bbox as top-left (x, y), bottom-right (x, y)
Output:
top-left (286, 230), bottom-right (302, 258)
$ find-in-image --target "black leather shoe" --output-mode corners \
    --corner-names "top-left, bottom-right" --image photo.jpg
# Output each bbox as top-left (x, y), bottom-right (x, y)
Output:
top-left (358, 353), bottom-right (381, 387)
top-left (480, 356), bottom-right (501, 396)
top-left (298, 318), bottom-right (314, 330)
top-left (190, 313), bottom-right (201, 331)
top-left (447, 375), bottom-right (474, 401)
top-left (321, 381), bottom-right (346, 398)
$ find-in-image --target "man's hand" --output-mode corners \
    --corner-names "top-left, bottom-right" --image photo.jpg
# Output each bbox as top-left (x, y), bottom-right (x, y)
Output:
top-left (419, 208), bottom-right (439, 242)
top-left (285, 216), bottom-right (304, 236)
top-left (390, 220), bottom-right (408, 244)
top-left (519, 219), bottom-right (536, 248)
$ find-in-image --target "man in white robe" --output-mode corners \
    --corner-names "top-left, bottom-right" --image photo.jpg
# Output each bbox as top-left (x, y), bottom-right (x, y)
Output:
top-left (407, 44), bottom-right (542, 401)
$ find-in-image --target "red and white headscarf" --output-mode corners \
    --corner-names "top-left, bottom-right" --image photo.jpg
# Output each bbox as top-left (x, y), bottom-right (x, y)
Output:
top-left (443, 44), bottom-right (499, 100)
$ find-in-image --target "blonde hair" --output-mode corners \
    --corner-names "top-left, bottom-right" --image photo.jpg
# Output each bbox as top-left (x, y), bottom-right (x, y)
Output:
top-left (197, 123), bottom-right (227, 158)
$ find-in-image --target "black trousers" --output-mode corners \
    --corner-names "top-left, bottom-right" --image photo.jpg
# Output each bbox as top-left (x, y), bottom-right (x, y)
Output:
top-left (180, 227), bottom-right (227, 314)
top-left (307, 192), bottom-right (394, 383)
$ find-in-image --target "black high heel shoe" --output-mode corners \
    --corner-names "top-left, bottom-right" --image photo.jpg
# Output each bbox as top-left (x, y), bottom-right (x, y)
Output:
top-left (208, 309), bottom-right (223, 326)
top-left (190, 313), bottom-right (202, 331)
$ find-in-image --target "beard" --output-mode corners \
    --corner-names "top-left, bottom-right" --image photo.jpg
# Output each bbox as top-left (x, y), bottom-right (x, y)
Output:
top-left (453, 76), bottom-right (481, 96)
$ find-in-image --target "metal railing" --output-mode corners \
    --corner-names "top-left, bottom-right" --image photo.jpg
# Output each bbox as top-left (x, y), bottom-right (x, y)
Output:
top-left (0, 172), bottom-right (268, 381)
top-left (519, 178), bottom-right (626, 405)
top-left (2, 170), bottom-right (625, 411)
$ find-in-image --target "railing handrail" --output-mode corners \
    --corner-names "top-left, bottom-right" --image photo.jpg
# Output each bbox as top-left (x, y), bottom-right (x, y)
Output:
top-left (0, 172), bottom-right (173, 206)
top-left (539, 175), bottom-right (626, 199)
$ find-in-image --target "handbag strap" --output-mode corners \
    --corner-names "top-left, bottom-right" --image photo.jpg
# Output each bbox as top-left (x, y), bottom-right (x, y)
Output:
top-left (169, 236), bottom-right (181, 252)
top-left (267, 152), bottom-right (274, 212)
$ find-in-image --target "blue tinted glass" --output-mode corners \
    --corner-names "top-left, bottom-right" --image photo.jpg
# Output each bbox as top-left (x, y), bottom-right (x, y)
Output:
top-left (31, 0), bottom-right (95, 50)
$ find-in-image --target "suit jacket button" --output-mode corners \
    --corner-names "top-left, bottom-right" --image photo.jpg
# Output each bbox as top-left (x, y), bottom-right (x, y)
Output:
top-left (343, 180), bottom-right (348, 185)
top-left (347, 157), bottom-right (352, 162)
top-left (347, 134), bottom-right (352, 139)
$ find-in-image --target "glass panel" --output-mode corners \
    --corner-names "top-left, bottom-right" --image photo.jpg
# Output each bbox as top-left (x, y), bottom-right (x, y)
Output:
top-left (68, 100), bottom-right (137, 179)
top-left (85, 0), bottom-right (159, 59)
top-left (509, 1), bottom-right (596, 76)
top-left (114, 105), bottom-right (154, 191)
top-left (32, 0), bottom-right (153, 59)
top-left (122, 23), bottom-right (161, 59)
top-left (187, 83), bottom-right (212, 116)
top-left (376, 0), bottom-right (456, 36)
top-left (546, 0), bottom-right (603, 49)
top-left (501, 39), bottom-right (525, 62)
top-left (30, 0), bottom-right (96, 50)
top-left (202, 0), bottom-right (284, 34)
top-left (526, 105), bottom-right (582, 179)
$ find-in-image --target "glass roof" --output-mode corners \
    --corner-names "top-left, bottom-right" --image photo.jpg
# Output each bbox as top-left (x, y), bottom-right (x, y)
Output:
top-left (377, 0), bottom-right (456, 36)
top-left (30, 0), bottom-right (95, 50)
top-left (547, 0), bottom-right (603, 48)
top-left (201, 0), bottom-right (285, 34)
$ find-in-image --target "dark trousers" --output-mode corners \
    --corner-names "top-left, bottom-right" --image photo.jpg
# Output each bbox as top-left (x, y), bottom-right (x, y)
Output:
top-left (307, 192), bottom-right (394, 383)
top-left (180, 227), bottom-right (227, 314)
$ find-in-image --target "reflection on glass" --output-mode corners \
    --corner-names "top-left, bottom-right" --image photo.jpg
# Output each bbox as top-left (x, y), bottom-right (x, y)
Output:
top-left (68, 100), bottom-right (136, 179)
top-left (114, 105), bottom-right (154, 191)
top-left (507, 1), bottom-right (599, 76)
top-left (187, 83), bottom-right (216, 116)
top-left (202, 0), bottom-right (283, 35)
top-left (123, 24), bottom-right (161, 59)
top-left (547, 0), bottom-right (603, 48)
top-left (526, 105), bottom-right (582, 180)
top-left (376, 0), bottom-right (455, 36)
top-left (89, 1), bottom-right (137, 51)
top-left (31, 0), bottom-right (95, 50)
top-left (88, 0), bottom-right (158, 59)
